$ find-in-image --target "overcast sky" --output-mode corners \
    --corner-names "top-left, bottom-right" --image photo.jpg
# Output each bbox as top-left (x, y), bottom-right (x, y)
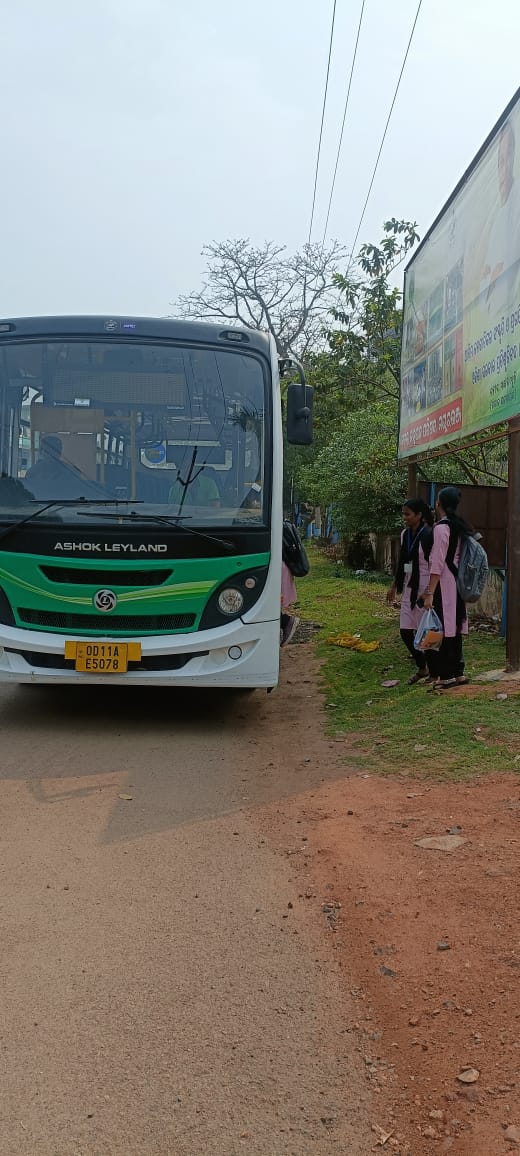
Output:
top-left (2, 0), bottom-right (519, 319)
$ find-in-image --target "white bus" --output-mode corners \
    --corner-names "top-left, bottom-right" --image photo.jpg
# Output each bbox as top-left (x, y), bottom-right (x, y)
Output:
top-left (0, 316), bottom-right (312, 688)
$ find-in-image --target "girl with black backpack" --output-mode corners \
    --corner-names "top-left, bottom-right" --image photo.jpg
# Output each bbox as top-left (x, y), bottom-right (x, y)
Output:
top-left (387, 498), bottom-right (434, 684)
top-left (420, 486), bottom-right (470, 689)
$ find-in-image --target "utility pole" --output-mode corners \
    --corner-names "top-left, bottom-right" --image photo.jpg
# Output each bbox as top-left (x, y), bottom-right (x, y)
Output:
top-left (407, 458), bottom-right (418, 497)
top-left (506, 416), bottom-right (520, 670)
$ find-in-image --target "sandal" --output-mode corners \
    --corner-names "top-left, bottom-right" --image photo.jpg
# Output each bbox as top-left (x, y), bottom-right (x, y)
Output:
top-left (437, 676), bottom-right (470, 690)
top-left (426, 679), bottom-right (441, 692)
top-left (408, 669), bottom-right (429, 685)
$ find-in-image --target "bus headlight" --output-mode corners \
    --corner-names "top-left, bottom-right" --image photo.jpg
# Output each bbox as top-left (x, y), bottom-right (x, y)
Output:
top-left (198, 565), bottom-right (268, 630)
top-left (218, 588), bottom-right (244, 616)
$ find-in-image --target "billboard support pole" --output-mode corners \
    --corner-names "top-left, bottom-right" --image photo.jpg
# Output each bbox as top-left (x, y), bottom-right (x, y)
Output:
top-left (506, 417), bottom-right (520, 670)
top-left (407, 459), bottom-right (418, 497)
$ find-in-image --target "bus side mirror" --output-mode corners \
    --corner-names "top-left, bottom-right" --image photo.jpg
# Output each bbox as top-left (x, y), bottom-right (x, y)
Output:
top-left (286, 381), bottom-right (314, 445)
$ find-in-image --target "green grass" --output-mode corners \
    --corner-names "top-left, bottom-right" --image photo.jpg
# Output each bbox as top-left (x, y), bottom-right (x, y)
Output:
top-left (296, 546), bottom-right (519, 780)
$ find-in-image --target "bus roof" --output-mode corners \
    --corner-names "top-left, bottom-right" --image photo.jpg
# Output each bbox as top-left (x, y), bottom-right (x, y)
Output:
top-left (0, 315), bottom-right (272, 355)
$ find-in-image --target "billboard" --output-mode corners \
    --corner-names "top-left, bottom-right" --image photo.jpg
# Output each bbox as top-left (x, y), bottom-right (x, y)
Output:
top-left (399, 88), bottom-right (520, 457)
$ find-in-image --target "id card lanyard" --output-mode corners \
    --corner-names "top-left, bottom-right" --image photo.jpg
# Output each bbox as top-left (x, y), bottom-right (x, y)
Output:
top-left (404, 524), bottom-right (424, 575)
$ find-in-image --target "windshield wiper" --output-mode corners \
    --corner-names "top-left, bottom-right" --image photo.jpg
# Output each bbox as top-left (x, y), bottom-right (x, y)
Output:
top-left (0, 498), bottom-right (144, 547)
top-left (76, 509), bottom-right (235, 552)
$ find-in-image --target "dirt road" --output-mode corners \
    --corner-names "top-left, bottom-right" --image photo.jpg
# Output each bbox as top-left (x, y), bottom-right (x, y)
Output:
top-left (5, 644), bottom-right (517, 1155)
top-left (0, 663), bottom-right (372, 1155)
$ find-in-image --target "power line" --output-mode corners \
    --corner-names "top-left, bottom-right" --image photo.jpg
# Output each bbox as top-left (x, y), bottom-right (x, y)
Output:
top-left (321, 0), bottom-right (366, 246)
top-left (346, 0), bottom-right (424, 274)
top-left (306, 0), bottom-right (337, 249)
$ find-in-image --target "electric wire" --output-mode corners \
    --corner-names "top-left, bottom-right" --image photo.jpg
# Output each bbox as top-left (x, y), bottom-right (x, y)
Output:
top-left (346, 0), bottom-right (424, 274)
top-left (321, 0), bottom-right (366, 246)
top-left (306, 0), bottom-right (337, 249)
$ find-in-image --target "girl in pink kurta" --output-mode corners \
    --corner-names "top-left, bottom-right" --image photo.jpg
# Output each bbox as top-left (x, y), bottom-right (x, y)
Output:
top-left (280, 561), bottom-right (299, 646)
top-left (420, 486), bottom-right (469, 688)
top-left (387, 498), bottom-right (434, 683)
top-left (281, 560), bottom-right (297, 609)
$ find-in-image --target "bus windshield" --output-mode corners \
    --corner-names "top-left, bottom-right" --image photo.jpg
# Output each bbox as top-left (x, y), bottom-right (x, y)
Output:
top-left (0, 340), bottom-right (268, 526)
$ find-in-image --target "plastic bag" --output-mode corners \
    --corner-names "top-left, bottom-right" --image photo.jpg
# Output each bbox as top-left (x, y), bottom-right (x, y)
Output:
top-left (414, 608), bottom-right (444, 652)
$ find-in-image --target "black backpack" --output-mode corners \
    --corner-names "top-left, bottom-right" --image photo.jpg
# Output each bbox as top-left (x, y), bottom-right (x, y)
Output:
top-left (282, 521), bottom-right (310, 578)
top-left (448, 534), bottom-right (489, 605)
top-left (446, 525), bottom-right (489, 604)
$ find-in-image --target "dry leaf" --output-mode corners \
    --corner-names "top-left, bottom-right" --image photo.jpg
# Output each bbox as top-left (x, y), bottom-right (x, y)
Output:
top-left (118, 793), bottom-right (133, 802)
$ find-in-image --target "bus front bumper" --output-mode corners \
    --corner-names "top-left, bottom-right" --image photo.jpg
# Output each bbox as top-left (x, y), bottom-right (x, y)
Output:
top-left (0, 619), bottom-right (281, 688)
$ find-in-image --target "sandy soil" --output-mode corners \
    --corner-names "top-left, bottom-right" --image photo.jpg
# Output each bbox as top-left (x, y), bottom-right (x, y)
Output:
top-left (257, 642), bottom-right (520, 1155)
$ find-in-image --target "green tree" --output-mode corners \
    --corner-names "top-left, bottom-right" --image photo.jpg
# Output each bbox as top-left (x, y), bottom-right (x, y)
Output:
top-left (298, 401), bottom-right (406, 538)
top-left (328, 217), bottom-right (419, 405)
top-left (286, 220), bottom-right (419, 475)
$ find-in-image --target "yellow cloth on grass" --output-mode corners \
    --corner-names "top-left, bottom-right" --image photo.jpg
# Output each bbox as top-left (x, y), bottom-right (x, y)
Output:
top-left (326, 632), bottom-right (379, 653)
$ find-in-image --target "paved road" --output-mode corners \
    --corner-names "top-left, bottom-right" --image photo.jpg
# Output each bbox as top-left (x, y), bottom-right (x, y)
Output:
top-left (0, 673), bottom-right (370, 1155)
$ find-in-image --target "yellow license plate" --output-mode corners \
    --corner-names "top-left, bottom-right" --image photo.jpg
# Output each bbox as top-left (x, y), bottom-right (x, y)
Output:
top-left (64, 641), bottom-right (141, 673)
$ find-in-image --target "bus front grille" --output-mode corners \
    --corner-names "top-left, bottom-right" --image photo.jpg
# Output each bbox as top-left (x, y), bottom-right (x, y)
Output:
top-left (17, 609), bottom-right (196, 633)
top-left (39, 567), bottom-right (173, 587)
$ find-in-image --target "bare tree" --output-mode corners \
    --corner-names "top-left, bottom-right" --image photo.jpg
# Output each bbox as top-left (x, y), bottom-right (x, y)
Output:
top-left (176, 238), bottom-right (347, 358)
